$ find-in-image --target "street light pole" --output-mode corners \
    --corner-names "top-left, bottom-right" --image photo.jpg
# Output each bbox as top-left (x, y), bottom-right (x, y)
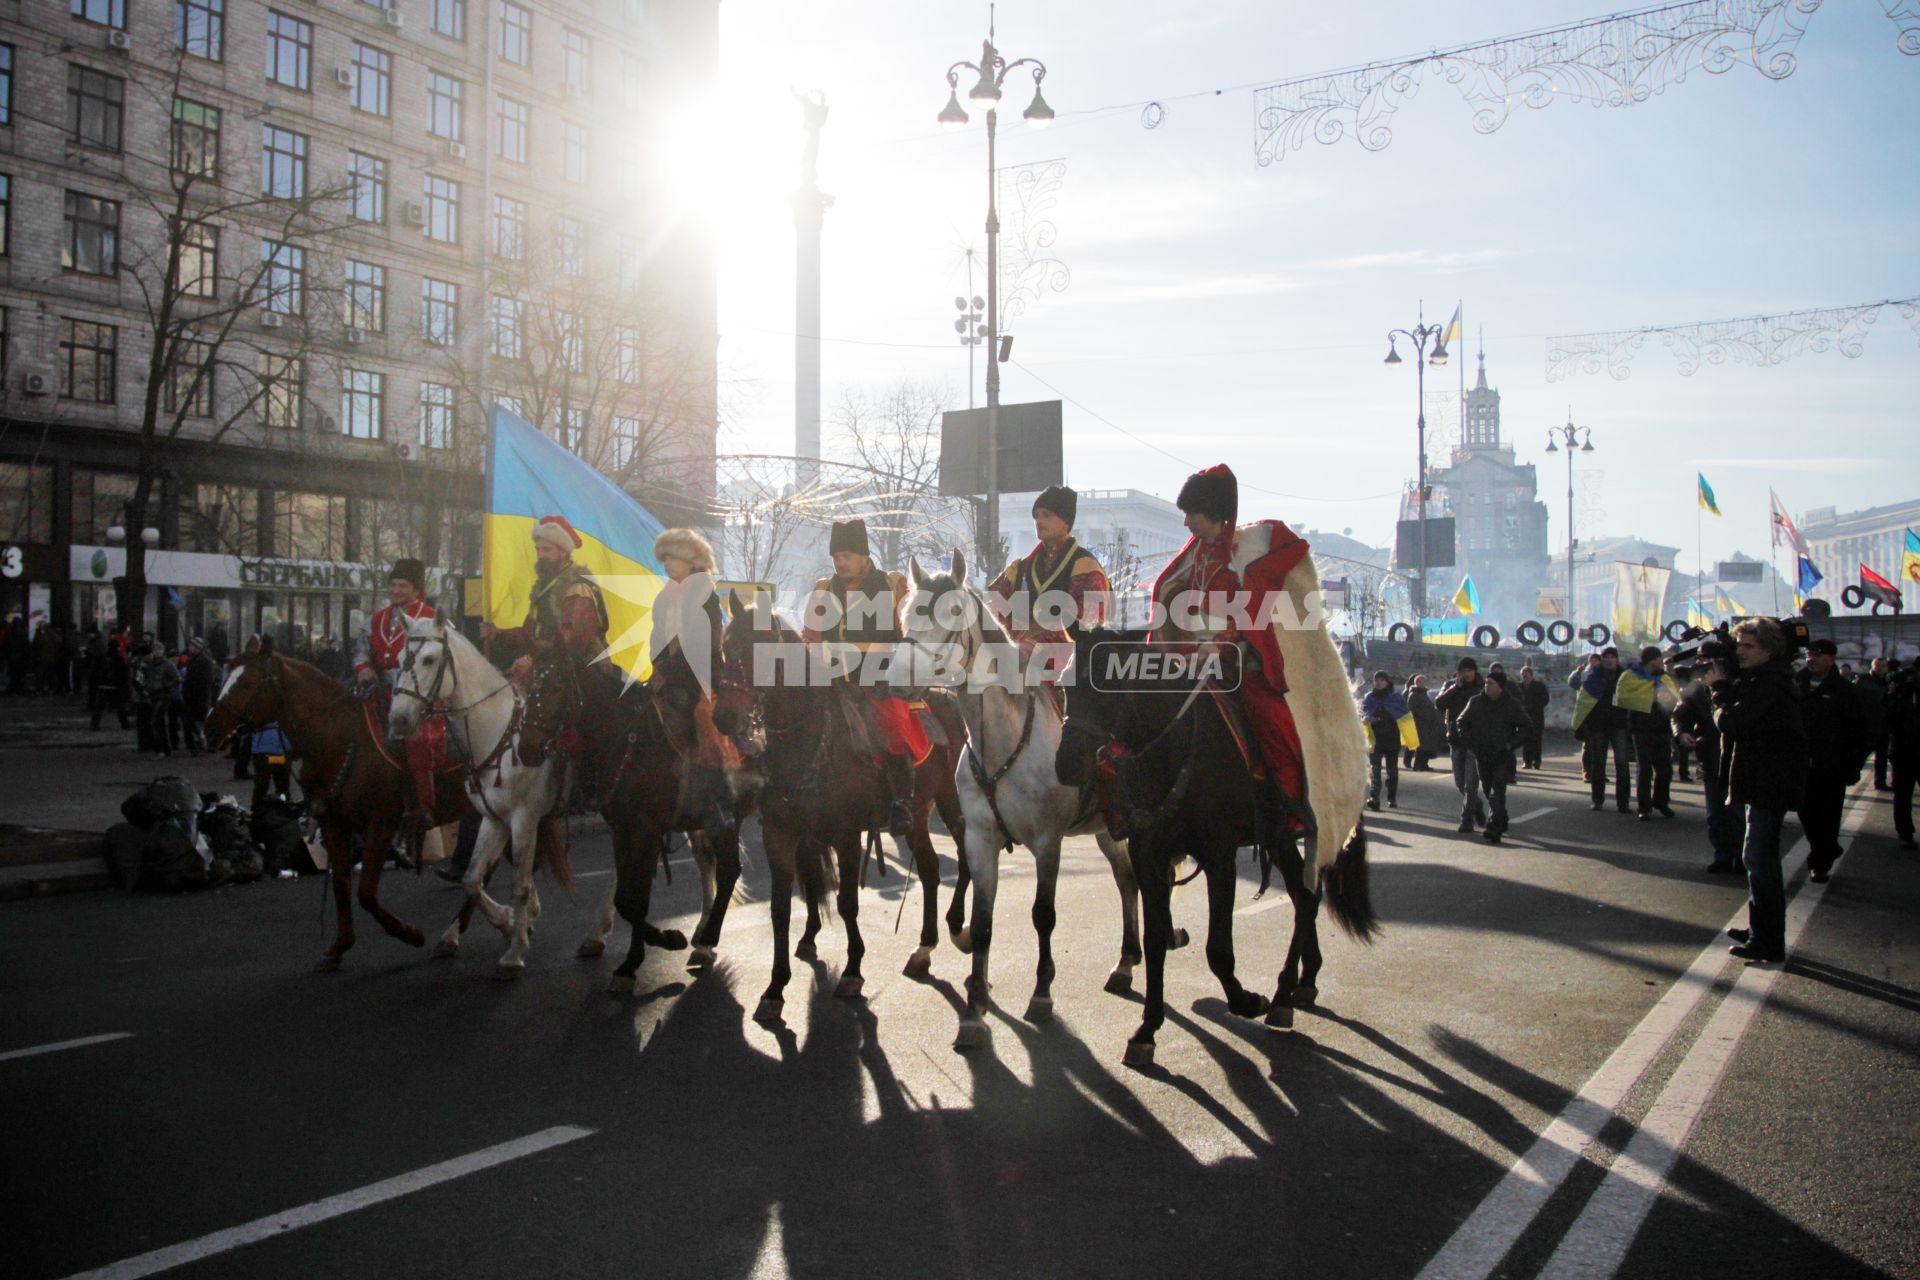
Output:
top-left (1384, 312), bottom-right (1450, 617)
top-left (1545, 417), bottom-right (1595, 645)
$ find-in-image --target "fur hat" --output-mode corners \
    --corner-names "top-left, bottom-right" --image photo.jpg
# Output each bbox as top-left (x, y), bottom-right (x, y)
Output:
top-left (388, 558), bottom-right (426, 593)
top-left (654, 527), bottom-right (715, 572)
top-left (531, 515), bottom-right (583, 555)
top-left (829, 519), bottom-right (869, 558)
top-left (1175, 464), bottom-right (1237, 525)
top-left (1032, 485), bottom-right (1078, 528)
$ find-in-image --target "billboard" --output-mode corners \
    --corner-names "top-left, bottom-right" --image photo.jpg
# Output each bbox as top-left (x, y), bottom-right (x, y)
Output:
top-left (938, 400), bottom-right (1064, 497)
top-left (1394, 517), bottom-right (1457, 570)
top-left (1715, 560), bottom-right (1766, 583)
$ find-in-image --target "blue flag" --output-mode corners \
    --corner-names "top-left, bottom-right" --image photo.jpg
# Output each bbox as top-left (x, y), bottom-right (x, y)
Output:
top-left (1797, 555), bottom-right (1823, 596)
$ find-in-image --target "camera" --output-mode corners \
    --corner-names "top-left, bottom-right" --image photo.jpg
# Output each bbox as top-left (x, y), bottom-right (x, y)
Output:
top-left (1665, 616), bottom-right (1812, 669)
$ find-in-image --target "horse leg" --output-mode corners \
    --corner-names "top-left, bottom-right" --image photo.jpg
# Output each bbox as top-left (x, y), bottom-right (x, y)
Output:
top-left (833, 829), bottom-right (866, 999)
top-left (795, 837), bottom-right (823, 961)
top-left (1203, 853), bottom-right (1270, 1020)
top-left (577, 878), bottom-right (617, 958)
top-left (902, 824), bottom-right (941, 979)
top-left (1026, 837), bottom-right (1063, 1022)
top-left (315, 820), bottom-right (356, 972)
top-left (610, 825), bottom-right (668, 993)
top-left (1126, 850), bottom-right (1173, 1068)
top-left (495, 806), bottom-right (541, 978)
top-left (755, 825), bottom-right (798, 1023)
top-left (690, 830), bottom-right (741, 968)
top-left (1265, 837), bottom-right (1315, 1029)
top-left (954, 828), bottom-right (1000, 1050)
top-left (937, 776), bottom-right (971, 945)
top-left (438, 814), bottom-right (510, 956)
top-left (1096, 832), bottom-right (1141, 993)
top-left (437, 852), bottom-right (500, 957)
top-left (686, 832), bottom-right (717, 966)
top-left (355, 817), bottom-right (425, 949)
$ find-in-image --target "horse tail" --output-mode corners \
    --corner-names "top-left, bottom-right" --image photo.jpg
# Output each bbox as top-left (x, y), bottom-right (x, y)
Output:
top-left (536, 813), bottom-right (576, 897)
top-left (1320, 816), bottom-right (1379, 943)
top-left (797, 837), bottom-right (838, 918)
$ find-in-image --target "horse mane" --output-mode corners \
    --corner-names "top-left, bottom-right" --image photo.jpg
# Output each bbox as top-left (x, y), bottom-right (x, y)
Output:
top-left (922, 570), bottom-right (1013, 648)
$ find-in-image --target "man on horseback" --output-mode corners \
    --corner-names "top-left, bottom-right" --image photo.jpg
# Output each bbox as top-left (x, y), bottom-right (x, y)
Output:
top-left (802, 518), bottom-right (927, 833)
top-left (482, 514), bottom-right (609, 765)
top-left (1150, 463), bottom-right (1313, 837)
top-left (986, 484), bottom-right (1111, 671)
top-left (355, 558), bottom-right (441, 829)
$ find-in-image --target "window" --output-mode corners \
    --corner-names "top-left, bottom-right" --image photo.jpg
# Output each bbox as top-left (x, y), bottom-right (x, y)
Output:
top-left (557, 406), bottom-right (586, 454)
top-left (266, 13), bottom-right (312, 90)
top-left (0, 461), bottom-right (54, 545)
top-left (166, 339), bottom-right (215, 417)
top-left (176, 223), bottom-right (218, 298)
top-left (563, 30), bottom-right (591, 92)
top-left (419, 383), bottom-right (455, 450)
top-left (498, 3), bottom-right (531, 66)
top-left (562, 122), bottom-right (588, 183)
top-left (67, 66), bottom-right (125, 151)
top-left (490, 295), bottom-right (522, 359)
top-left (348, 152), bottom-right (387, 223)
top-left (0, 46), bottom-right (11, 126)
top-left (73, 470), bottom-right (139, 544)
top-left (422, 278), bottom-right (458, 345)
top-left (623, 53), bottom-right (644, 112)
top-left (72, 0), bottom-right (126, 28)
top-left (176, 0), bottom-right (225, 60)
top-left (261, 126), bottom-right (308, 199)
top-left (494, 97), bottom-right (528, 162)
top-left (59, 319), bottom-right (117, 403)
top-left (0, 176), bottom-right (9, 257)
top-left (344, 261), bottom-right (386, 334)
top-left (351, 44), bottom-right (391, 117)
top-left (558, 216), bottom-right (585, 275)
top-left (617, 236), bottom-right (642, 293)
top-left (171, 98), bottom-right (221, 178)
top-left (492, 196), bottom-right (525, 259)
top-left (259, 240), bottom-right (305, 315)
top-left (423, 175), bottom-right (459, 243)
top-left (63, 191), bottom-right (120, 275)
top-left (431, 0), bottom-right (465, 40)
top-left (428, 73), bottom-right (463, 141)
top-left (257, 353), bottom-right (305, 428)
top-left (616, 326), bottom-right (640, 383)
top-left (613, 415), bottom-right (642, 468)
top-left (274, 492), bottom-right (349, 559)
top-left (341, 370), bottom-right (384, 440)
top-left (559, 313), bottom-right (585, 372)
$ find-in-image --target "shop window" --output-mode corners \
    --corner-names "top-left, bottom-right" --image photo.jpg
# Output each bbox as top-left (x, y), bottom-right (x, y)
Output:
top-left (0, 462), bottom-right (53, 544)
top-left (72, 469), bottom-right (139, 545)
top-left (273, 492), bottom-right (349, 560)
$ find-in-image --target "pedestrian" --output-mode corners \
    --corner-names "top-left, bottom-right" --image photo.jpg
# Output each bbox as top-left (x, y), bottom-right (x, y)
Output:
top-left (1572, 647), bottom-right (1633, 813)
top-left (135, 642), bottom-right (180, 757)
top-left (1458, 670), bottom-right (1532, 843)
top-left (1405, 674), bottom-right (1442, 771)
top-left (1676, 666), bottom-right (1741, 872)
top-left (57, 624), bottom-right (80, 695)
top-left (1796, 638), bottom-right (1867, 883)
top-left (1517, 665), bottom-right (1549, 769)
top-left (1359, 669), bottom-right (1407, 811)
top-left (31, 621), bottom-right (55, 692)
top-left (3, 612), bottom-right (29, 693)
top-left (1620, 645), bottom-right (1679, 821)
top-left (249, 721), bottom-right (295, 813)
top-left (1886, 664), bottom-right (1918, 850)
top-left (180, 636), bottom-right (219, 756)
top-left (1710, 617), bottom-right (1807, 965)
top-left (1435, 657), bottom-right (1488, 832)
top-left (1853, 656), bottom-right (1892, 792)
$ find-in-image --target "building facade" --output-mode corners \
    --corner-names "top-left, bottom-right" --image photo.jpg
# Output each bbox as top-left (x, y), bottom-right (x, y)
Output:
top-left (0, 0), bottom-right (717, 657)
top-left (1801, 498), bottom-right (1920, 614)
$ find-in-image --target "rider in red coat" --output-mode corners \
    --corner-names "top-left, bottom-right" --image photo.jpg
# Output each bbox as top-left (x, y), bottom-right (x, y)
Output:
top-left (355, 558), bottom-right (441, 826)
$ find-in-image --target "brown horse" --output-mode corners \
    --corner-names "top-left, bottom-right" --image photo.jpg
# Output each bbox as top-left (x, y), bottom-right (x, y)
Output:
top-left (205, 644), bottom-right (474, 972)
top-left (714, 597), bottom-right (967, 1023)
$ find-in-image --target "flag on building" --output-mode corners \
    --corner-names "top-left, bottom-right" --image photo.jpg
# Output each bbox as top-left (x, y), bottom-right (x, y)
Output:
top-left (1452, 574), bottom-right (1481, 616)
top-left (484, 404), bottom-right (667, 679)
top-left (1769, 489), bottom-right (1809, 558)
top-left (1610, 561), bottom-right (1671, 648)
top-left (1902, 528), bottom-right (1920, 587)
top-left (1441, 302), bottom-right (1463, 350)
top-left (1860, 563), bottom-right (1903, 610)
top-left (1696, 473), bottom-right (1720, 516)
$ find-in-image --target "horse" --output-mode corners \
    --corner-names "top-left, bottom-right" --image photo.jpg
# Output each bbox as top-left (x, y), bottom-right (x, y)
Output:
top-left (1055, 544), bottom-right (1376, 1065)
top-left (388, 616), bottom-right (569, 979)
top-left (204, 643), bottom-right (473, 972)
top-left (713, 595), bottom-right (968, 1024)
top-left (898, 549), bottom-right (1164, 1050)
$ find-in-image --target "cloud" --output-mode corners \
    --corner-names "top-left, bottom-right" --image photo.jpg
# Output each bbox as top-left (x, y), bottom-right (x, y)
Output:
top-left (1305, 248), bottom-right (1510, 272)
top-left (1692, 457), bottom-right (1883, 473)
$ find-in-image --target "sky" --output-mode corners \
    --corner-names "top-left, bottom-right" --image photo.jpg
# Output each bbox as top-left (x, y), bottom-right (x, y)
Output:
top-left (690, 0), bottom-right (1920, 575)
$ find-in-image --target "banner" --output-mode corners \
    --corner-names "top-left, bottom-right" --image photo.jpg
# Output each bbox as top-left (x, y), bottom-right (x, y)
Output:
top-left (1609, 561), bottom-right (1670, 650)
top-left (1420, 617), bottom-right (1470, 647)
top-left (1769, 489), bottom-right (1809, 558)
top-left (1902, 529), bottom-right (1920, 589)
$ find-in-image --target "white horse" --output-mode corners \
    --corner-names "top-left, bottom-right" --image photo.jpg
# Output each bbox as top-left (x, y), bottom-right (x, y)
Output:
top-left (901, 549), bottom-right (1167, 1050)
top-left (389, 615), bottom-right (568, 979)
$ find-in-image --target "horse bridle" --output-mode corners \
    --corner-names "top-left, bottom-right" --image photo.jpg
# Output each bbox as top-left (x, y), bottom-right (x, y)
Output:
top-left (395, 626), bottom-right (512, 717)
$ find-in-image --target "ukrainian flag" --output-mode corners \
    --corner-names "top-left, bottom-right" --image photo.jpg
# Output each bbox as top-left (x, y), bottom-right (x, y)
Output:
top-left (485, 404), bottom-right (667, 679)
top-left (1902, 528), bottom-right (1920, 588)
top-left (1686, 597), bottom-right (1712, 630)
top-left (1421, 617), bottom-right (1471, 647)
top-left (1453, 574), bottom-right (1481, 617)
top-left (1697, 472), bottom-right (1720, 516)
top-left (1616, 664), bottom-right (1679, 715)
top-left (1714, 587), bottom-right (1742, 617)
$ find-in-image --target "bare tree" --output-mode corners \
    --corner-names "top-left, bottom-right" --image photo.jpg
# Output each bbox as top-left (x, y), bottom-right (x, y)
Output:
top-left (830, 379), bottom-right (975, 573)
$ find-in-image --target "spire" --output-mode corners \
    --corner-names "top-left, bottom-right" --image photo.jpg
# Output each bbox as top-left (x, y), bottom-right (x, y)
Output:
top-left (1475, 327), bottom-right (1488, 391)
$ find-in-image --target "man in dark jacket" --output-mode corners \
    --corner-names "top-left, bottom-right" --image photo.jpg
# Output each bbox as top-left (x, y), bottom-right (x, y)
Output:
top-left (134, 643), bottom-right (180, 758)
top-left (1711, 617), bottom-right (1807, 965)
top-left (1517, 665), bottom-right (1550, 769)
top-left (1796, 638), bottom-right (1867, 882)
top-left (1434, 657), bottom-right (1487, 832)
top-left (1359, 670), bottom-right (1407, 811)
top-left (1573, 648), bottom-right (1633, 813)
top-left (180, 636), bottom-right (219, 756)
top-left (1852, 656), bottom-right (1891, 791)
top-left (1886, 664), bottom-right (1917, 849)
top-left (1674, 666), bottom-right (1739, 872)
top-left (1405, 675), bottom-right (1442, 771)
top-left (1459, 671), bottom-right (1533, 844)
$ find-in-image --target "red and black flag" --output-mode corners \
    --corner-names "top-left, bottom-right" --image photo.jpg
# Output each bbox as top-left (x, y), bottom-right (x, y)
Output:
top-left (1860, 563), bottom-right (1903, 609)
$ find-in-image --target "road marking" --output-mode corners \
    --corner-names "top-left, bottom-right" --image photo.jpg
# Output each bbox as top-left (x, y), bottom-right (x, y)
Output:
top-left (62, 1125), bottom-right (595, 1280)
top-left (0, 1032), bottom-right (135, 1063)
top-left (1535, 795), bottom-right (1867, 1280)
top-left (1508, 807), bottom-right (1555, 826)
top-left (577, 869), bottom-right (613, 878)
top-left (1236, 896), bottom-right (1288, 917)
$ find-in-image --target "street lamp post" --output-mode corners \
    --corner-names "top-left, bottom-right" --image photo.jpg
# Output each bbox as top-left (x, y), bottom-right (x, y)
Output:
top-left (1384, 312), bottom-right (1450, 617)
top-left (1545, 417), bottom-right (1595, 645)
top-left (939, 15), bottom-right (1052, 573)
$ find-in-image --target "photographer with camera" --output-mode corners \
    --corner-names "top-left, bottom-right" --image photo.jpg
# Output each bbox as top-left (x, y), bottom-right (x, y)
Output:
top-left (1572, 647), bottom-right (1633, 813)
top-left (1708, 617), bottom-right (1807, 966)
top-left (1796, 638), bottom-right (1868, 882)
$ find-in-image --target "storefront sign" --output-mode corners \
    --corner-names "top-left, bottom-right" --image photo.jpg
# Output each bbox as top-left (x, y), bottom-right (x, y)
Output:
top-left (70, 546), bottom-right (455, 595)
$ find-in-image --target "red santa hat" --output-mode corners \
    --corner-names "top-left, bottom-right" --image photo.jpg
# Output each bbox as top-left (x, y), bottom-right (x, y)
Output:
top-left (531, 514), bottom-right (584, 555)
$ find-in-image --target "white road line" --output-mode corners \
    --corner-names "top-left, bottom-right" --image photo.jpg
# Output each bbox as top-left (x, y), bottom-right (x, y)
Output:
top-left (1535, 795), bottom-right (1869, 1280)
top-left (1236, 896), bottom-right (1288, 917)
top-left (0, 1032), bottom-right (135, 1063)
top-left (1508, 807), bottom-right (1555, 826)
top-left (62, 1125), bottom-right (595, 1280)
top-left (576, 869), bottom-right (613, 878)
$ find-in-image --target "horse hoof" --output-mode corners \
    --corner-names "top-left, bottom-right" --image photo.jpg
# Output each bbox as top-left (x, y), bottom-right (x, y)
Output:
top-left (902, 949), bottom-right (933, 979)
top-left (794, 941), bottom-right (819, 961)
top-left (312, 955), bottom-right (342, 974)
top-left (1171, 927), bottom-right (1191, 950)
top-left (493, 962), bottom-right (524, 983)
top-left (1242, 994), bottom-right (1272, 1020)
top-left (953, 926), bottom-right (974, 955)
top-left (954, 1021), bottom-right (987, 1050)
top-left (1122, 1040), bottom-right (1156, 1068)
top-left (753, 997), bottom-right (784, 1024)
top-left (434, 937), bottom-right (459, 958)
top-left (1024, 996), bottom-right (1053, 1023)
top-left (657, 929), bottom-right (688, 952)
top-left (1103, 967), bottom-right (1134, 995)
top-left (1291, 984), bottom-right (1319, 1007)
top-left (397, 926), bottom-right (425, 949)
top-left (608, 971), bottom-right (638, 995)
top-left (576, 938), bottom-right (606, 959)
top-left (1264, 1001), bottom-right (1295, 1030)
top-left (834, 975), bottom-right (865, 1000)
top-left (687, 945), bottom-right (717, 969)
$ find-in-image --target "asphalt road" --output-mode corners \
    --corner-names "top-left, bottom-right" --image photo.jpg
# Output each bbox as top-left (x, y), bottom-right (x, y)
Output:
top-left (5, 748), bottom-right (1916, 1280)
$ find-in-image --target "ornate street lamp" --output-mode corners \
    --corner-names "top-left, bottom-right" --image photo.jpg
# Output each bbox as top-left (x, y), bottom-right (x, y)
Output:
top-left (1384, 312), bottom-right (1450, 616)
top-left (1545, 417), bottom-right (1596, 645)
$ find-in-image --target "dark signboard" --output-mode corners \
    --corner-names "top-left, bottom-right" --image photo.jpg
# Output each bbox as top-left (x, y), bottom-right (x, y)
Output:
top-left (1715, 560), bottom-right (1766, 583)
top-left (938, 400), bottom-right (1064, 497)
top-left (1394, 517), bottom-right (1457, 570)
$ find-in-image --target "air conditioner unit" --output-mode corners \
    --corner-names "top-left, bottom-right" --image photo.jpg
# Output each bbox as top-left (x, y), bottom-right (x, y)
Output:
top-left (395, 441), bottom-right (418, 462)
top-left (345, 327), bottom-right (367, 344)
top-left (107, 30), bottom-right (132, 52)
top-left (446, 141), bottom-right (467, 160)
top-left (384, 8), bottom-right (405, 28)
top-left (401, 201), bottom-right (426, 226)
top-left (261, 311), bottom-right (285, 329)
top-left (20, 371), bottom-right (52, 396)
top-left (334, 67), bottom-right (355, 88)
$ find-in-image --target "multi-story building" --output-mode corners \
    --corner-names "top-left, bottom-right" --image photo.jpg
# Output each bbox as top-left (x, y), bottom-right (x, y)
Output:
top-left (1801, 499), bottom-right (1920, 614)
top-left (0, 0), bottom-right (717, 656)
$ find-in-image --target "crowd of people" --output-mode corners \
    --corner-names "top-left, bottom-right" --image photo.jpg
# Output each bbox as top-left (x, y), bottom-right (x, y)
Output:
top-left (1357, 624), bottom-right (1917, 968)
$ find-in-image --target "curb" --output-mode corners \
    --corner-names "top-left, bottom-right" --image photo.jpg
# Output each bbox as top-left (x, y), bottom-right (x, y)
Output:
top-left (0, 861), bottom-right (112, 903)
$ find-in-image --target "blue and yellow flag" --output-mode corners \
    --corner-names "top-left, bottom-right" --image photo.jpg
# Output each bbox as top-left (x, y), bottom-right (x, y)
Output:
top-left (1902, 529), bottom-right (1920, 590)
top-left (485, 405), bottom-right (667, 679)
top-left (1421, 617), bottom-right (1470, 647)
top-left (1452, 574), bottom-right (1481, 617)
top-left (1616, 664), bottom-right (1679, 715)
top-left (1697, 472), bottom-right (1720, 516)
top-left (1686, 597), bottom-right (1712, 630)
top-left (1714, 587), bottom-right (1741, 617)
top-left (1441, 302), bottom-right (1463, 350)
